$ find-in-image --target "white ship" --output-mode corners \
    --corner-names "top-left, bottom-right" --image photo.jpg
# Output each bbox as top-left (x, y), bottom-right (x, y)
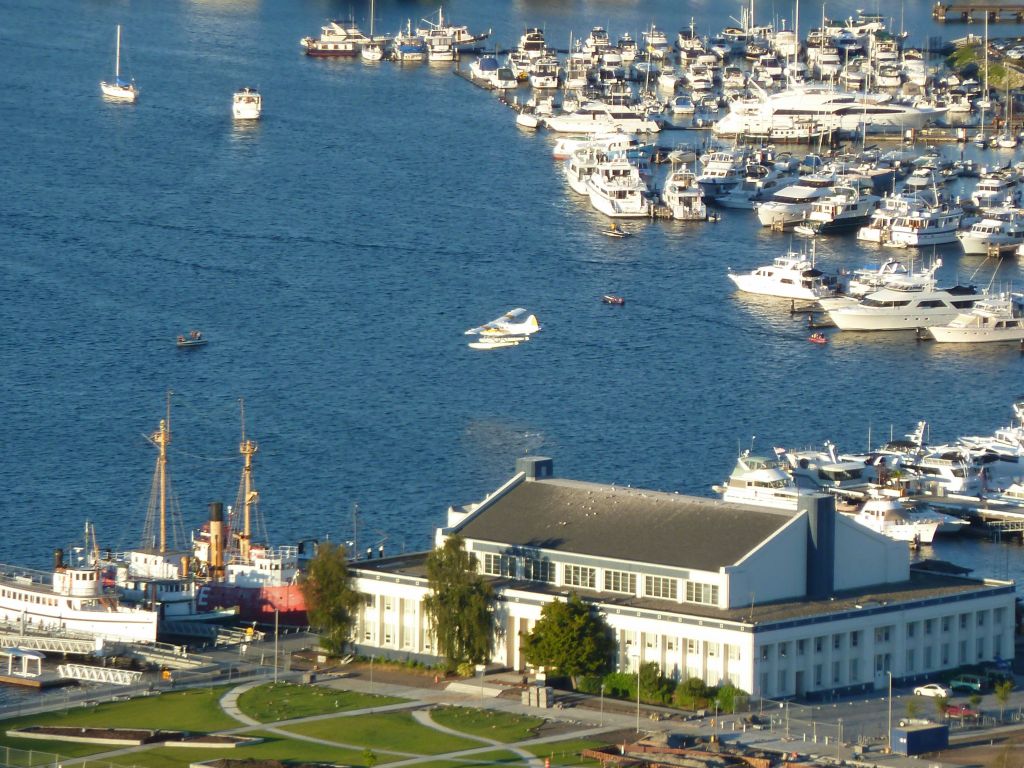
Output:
top-left (728, 251), bottom-right (839, 300)
top-left (828, 284), bottom-right (982, 331)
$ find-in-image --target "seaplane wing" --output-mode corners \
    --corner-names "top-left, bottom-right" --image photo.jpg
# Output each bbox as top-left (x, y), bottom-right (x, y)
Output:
top-left (464, 308), bottom-right (541, 337)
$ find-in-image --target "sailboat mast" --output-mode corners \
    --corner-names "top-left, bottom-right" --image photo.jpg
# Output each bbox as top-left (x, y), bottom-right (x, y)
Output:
top-left (115, 24), bottom-right (122, 78)
top-left (152, 413), bottom-right (171, 554)
top-left (239, 400), bottom-right (257, 563)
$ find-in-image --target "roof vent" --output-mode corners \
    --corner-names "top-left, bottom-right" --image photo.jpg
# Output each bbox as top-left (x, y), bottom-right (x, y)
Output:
top-left (517, 456), bottom-right (554, 480)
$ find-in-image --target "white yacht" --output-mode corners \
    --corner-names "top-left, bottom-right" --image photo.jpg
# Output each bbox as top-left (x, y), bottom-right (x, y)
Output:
top-left (843, 257), bottom-right (942, 299)
top-left (715, 164), bottom-right (798, 210)
top-left (714, 84), bottom-right (946, 138)
top-left (728, 252), bottom-right (839, 300)
top-left (301, 19), bottom-right (370, 57)
top-left (926, 293), bottom-right (1024, 344)
top-left (755, 173), bottom-right (840, 229)
top-left (544, 101), bottom-right (661, 133)
top-left (528, 55), bottom-right (560, 89)
top-left (849, 496), bottom-right (939, 544)
top-left (712, 453), bottom-right (801, 510)
top-left (232, 87), bottom-right (261, 120)
top-left (971, 171), bottom-right (1023, 208)
top-left (883, 201), bottom-right (964, 248)
top-left (563, 147), bottom-right (600, 195)
top-left (696, 148), bottom-right (748, 200)
top-left (660, 166), bottom-right (706, 220)
top-left (643, 25), bottom-right (671, 59)
top-left (586, 157), bottom-right (652, 218)
top-left (100, 25), bottom-right (138, 102)
top-left (797, 184), bottom-right (880, 234)
top-left (957, 215), bottom-right (1024, 255)
top-left (828, 284), bottom-right (982, 331)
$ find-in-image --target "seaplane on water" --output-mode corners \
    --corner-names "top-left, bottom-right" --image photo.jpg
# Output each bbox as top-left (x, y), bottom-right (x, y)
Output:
top-left (465, 308), bottom-right (541, 350)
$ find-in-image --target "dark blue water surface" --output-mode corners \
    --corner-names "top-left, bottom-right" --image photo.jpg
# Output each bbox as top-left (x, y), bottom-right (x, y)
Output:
top-left (2, 0), bottom-right (1024, 580)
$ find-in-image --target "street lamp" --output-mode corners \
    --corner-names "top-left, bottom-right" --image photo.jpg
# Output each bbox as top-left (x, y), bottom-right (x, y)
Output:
top-left (629, 648), bottom-right (641, 735)
top-left (600, 683), bottom-right (605, 728)
top-left (370, 654), bottom-right (375, 696)
top-left (887, 671), bottom-right (893, 754)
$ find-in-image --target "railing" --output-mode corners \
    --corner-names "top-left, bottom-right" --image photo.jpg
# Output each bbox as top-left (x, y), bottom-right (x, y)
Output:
top-left (56, 665), bottom-right (143, 686)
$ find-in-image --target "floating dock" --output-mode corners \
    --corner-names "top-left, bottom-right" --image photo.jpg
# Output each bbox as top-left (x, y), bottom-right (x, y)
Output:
top-left (933, 2), bottom-right (1024, 23)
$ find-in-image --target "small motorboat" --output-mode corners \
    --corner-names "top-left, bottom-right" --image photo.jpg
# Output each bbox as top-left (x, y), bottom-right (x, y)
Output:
top-left (601, 224), bottom-right (632, 238)
top-left (177, 330), bottom-right (208, 348)
top-left (808, 332), bottom-right (828, 345)
top-left (602, 294), bottom-right (626, 305)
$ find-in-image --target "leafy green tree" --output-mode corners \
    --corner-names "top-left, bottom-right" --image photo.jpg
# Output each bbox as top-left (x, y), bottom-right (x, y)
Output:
top-left (905, 698), bottom-right (921, 720)
top-left (714, 683), bottom-right (749, 714)
top-left (423, 536), bottom-right (494, 667)
top-left (523, 594), bottom-right (615, 688)
top-left (672, 677), bottom-right (709, 710)
top-left (933, 696), bottom-right (948, 721)
top-left (362, 749), bottom-right (378, 768)
top-left (300, 542), bottom-right (361, 655)
top-left (995, 679), bottom-right (1014, 721)
top-left (969, 693), bottom-right (983, 711)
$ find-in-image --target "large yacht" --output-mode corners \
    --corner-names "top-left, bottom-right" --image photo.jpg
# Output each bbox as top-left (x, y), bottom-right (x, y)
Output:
top-left (882, 200), bottom-right (964, 248)
top-left (712, 453), bottom-right (800, 510)
top-left (544, 101), bottom-right (661, 133)
top-left (798, 184), bottom-right (880, 234)
top-left (714, 84), bottom-right (945, 138)
top-left (661, 166), bottom-right (706, 220)
top-left (586, 157), bottom-right (652, 218)
top-left (956, 215), bottom-right (1024, 255)
top-left (727, 251), bottom-right (839, 300)
top-left (828, 284), bottom-right (981, 331)
top-left (848, 496), bottom-right (939, 544)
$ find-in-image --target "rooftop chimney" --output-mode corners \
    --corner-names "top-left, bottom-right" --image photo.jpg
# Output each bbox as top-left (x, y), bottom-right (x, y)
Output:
top-left (516, 456), bottom-right (554, 481)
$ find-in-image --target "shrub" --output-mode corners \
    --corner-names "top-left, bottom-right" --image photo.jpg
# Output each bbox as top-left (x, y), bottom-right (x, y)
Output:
top-left (672, 677), bottom-right (709, 710)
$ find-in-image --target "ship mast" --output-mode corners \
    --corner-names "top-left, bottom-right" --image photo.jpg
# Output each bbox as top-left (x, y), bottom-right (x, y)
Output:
top-left (238, 399), bottom-right (258, 563)
top-left (151, 394), bottom-right (172, 554)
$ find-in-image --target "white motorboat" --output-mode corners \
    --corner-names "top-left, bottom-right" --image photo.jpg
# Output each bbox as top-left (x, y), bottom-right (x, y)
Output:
top-left (393, 21), bottom-right (427, 61)
top-left (583, 26), bottom-right (611, 57)
top-left (843, 257), bottom-right (942, 299)
top-left (301, 19), bottom-right (370, 57)
top-left (563, 147), bottom-right (600, 195)
top-left (100, 25), bottom-right (138, 102)
top-left (714, 163), bottom-right (797, 210)
top-left (883, 200), bottom-right (964, 248)
top-left (415, 7), bottom-right (489, 52)
top-left (643, 24), bottom-right (671, 59)
top-left (971, 171), bottom-right (1023, 208)
top-left (712, 452), bottom-right (801, 510)
top-left (232, 87), bottom-right (261, 120)
top-left (528, 55), bottom-right (560, 89)
top-left (957, 215), bottom-right (1024, 255)
top-left (755, 173), bottom-right (840, 229)
top-left (849, 496), bottom-right (939, 544)
top-left (515, 27), bottom-right (549, 61)
top-left (470, 55), bottom-right (503, 86)
top-left (728, 251), bottom-right (839, 300)
top-left (696, 148), bottom-right (749, 200)
top-left (856, 192), bottom-right (931, 244)
top-left (926, 293), bottom-right (1024, 343)
top-left (544, 101), bottom-right (661, 133)
top-left (586, 157), bottom-right (652, 218)
top-left (828, 283), bottom-right (982, 331)
top-left (660, 166), bottom-right (706, 220)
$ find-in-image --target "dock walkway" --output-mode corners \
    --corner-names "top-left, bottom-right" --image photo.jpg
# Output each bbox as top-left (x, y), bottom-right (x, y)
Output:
top-left (933, 2), bottom-right (1024, 23)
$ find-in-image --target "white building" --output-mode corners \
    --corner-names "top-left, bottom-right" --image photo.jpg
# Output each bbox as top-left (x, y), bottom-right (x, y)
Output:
top-left (350, 457), bottom-right (1015, 698)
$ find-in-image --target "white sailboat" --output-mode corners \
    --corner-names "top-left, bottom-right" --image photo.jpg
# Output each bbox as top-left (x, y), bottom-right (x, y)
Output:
top-left (100, 25), bottom-right (138, 102)
top-left (361, 0), bottom-right (384, 61)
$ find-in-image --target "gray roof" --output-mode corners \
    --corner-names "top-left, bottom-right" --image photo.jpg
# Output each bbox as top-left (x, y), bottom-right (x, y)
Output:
top-left (452, 478), bottom-right (796, 571)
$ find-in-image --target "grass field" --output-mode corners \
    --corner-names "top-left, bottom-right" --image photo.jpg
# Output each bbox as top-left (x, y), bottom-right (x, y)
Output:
top-left (427, 707), bottom-right (545, 743)
top-left (522, 739), bottom-right (605, 766)
top-left (237, 682), bottom-right (407, 722)
top-left (283, 711), bottom-right (484, 754)
top-left (404, 749), bottom-right (527, 768)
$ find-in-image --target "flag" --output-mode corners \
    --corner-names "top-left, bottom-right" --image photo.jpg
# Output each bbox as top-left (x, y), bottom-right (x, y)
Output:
top-left (773, 446), bottom-right (786, 456)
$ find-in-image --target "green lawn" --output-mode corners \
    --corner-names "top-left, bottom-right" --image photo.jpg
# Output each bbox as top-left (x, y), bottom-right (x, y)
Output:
top-left (62, 731), bottom-right (399, 768)
top-left (0, 686), bottom-right (238, 754)
top-left (284, 712), bottom-right (484, 754)
top-left (522, 739), bottom-right (606, 766)
top-left (408, 750), bottom-right (527, 768)
top-left (237, 682), bottom-right (407, 723)
top-left (428, 708), bottom-right (545, 744)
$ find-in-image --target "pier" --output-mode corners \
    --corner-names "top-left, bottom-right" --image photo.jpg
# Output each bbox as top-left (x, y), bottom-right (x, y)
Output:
top-left (933, 1), bottom-right (1024, 23)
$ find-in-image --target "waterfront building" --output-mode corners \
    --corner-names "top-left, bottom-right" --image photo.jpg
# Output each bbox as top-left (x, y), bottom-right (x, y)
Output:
top-left (349, 457), bottom-right (1014, 699)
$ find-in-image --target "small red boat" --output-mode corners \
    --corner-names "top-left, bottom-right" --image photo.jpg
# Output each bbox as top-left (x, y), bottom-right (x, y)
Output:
top-left (808, 332), bottom-right (827, 345)
top-left (602, 294), bottom-right (625, 305)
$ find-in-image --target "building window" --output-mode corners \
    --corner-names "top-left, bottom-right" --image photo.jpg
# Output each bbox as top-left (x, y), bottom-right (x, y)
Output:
top-left (604, 570), bottom-right (637, 594)
top-left (942, 644), bottom-right (950, 666)
top-left (994, 636), bottom-right (1003, 658)
top-left (959, 640), bottom-right (967, 664)
top-left (778, 670), bottom-right (787, 691)
top-left (907, 649), bottom-right (915, 673)
top-left (364, 594), bottom-right (376, 607)
top-left (874, 626), bottom-right (891, 643)
top-left (483, 553), bottom-right (514, 577)
top-left (707, 642), bottom-right (719, 658)
top-left (832, 661), bottom-right (841, 684)
top-left (797, 639), bottom-right (806, 656)
top-left (384, 597), bottom-right (393, 611)
top-left (906, 622), bottom-right (916, 638)
top-left (565, 565), bottom-right (596, 589)
top-left (851, 631), bottom-right (860, 647)
top-left (814, 665), bottom-right (823, 687)
top-left (977, 612), bottom-right (986, 627)
top-left (977, 638), bottom-right (986, 659)
top-left (687, 639), bottom-right (699, 655)
top-left (960, 614), bottom-right (969, 630)
top-left (995, 607), bottom-right (1006, 626)
top-left (924, 619), bottom-right (934, 636)
top-left (728, 644), bottom-right (741, 661)
top-left (849, 658), bottom-right (859, 682)
top-left (666, 637), bottom-right (677, 651)
top-left (684, 580), bottom-right (717, 604)
top-left (524, 558), bottom-right (555, 583)
top-left (942, 616), bottom-right (951, 632)
top-left (779, 642), bottom-right (789, 659)
top-left (760, 645), bottom-right (771, 661)
top-left (760, 672), bottom-right (770, 695)
top-left (924, 646), bottom-right (932, 668)
top-left (647, 575), bottom-right (679, 600)
top-left (833, 634), bottom-right (842, 650)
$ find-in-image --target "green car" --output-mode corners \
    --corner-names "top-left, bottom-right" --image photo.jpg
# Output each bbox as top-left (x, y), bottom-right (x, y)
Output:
top-left (949, 674), bottom-right (987, 693)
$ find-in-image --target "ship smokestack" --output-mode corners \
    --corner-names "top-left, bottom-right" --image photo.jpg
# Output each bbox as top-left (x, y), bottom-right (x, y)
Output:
top-left (53, 548), bottom-right (64, 571)
top-left (209, 502), bottom-right (225, 579)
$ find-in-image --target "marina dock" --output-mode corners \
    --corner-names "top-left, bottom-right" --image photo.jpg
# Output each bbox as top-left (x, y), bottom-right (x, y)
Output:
top-left (932, 2), bottom-right (1024, 23)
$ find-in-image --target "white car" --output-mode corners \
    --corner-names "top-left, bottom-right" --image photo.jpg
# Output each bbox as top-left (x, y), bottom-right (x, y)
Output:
top-left (914, 683), bottom-right (951, 698)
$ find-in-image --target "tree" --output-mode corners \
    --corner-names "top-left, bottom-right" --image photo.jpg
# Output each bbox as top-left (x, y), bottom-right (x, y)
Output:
top-left (522, 593), bottom-right (615, 689)
top-left (933, 696), bottom-right (948, 721)
top-left (995, 679), bottom-right (1014, 721)
top-left (905, 698), bottom-right (921, 720)
top-left (300, 542), bottom-right (361, 655)
top-left (423, 536), bottom-right (494, 668)
top-left (672, 677), bottom-right (709, 710)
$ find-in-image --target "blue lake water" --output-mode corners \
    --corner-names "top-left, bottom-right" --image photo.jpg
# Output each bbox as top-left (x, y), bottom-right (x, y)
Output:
top-left (1, 0), bottom-right (1024, 593)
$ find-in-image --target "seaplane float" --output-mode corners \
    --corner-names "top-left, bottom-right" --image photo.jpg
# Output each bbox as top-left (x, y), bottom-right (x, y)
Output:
top-left (465, 308), bottom-right (541, 350)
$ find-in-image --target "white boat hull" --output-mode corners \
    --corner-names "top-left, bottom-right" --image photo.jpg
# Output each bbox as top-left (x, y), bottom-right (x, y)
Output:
top-left (100, 82), bottom-right (138, 102)
top-left (928, 325), bottom-right (1024, 343)
top-left (830, 307), bottom-right (964, 331)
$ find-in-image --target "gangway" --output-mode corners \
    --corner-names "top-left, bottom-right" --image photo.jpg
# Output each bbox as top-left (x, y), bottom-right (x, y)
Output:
top-left (56, 664), bottom-right (143, 686)
top-left (0, 635), bottom-right (101, 655)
